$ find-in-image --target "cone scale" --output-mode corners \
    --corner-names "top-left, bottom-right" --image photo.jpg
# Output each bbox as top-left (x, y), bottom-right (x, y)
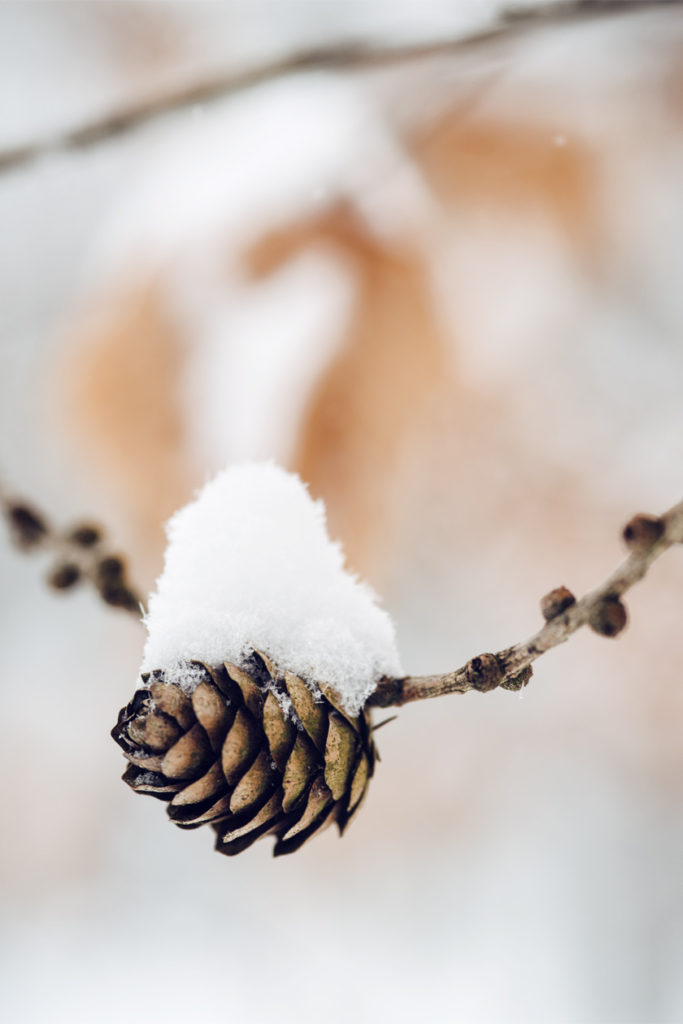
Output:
top-left (111, 652), bottom-right (376, 856)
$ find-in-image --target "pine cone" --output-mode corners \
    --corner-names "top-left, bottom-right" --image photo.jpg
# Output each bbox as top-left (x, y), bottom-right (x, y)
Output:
top-left (111, 653), bottom-right (376, 856)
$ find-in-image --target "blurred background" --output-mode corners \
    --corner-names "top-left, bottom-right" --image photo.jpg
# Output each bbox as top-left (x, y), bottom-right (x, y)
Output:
top-left (1, 3), bottom-right (682, 1022)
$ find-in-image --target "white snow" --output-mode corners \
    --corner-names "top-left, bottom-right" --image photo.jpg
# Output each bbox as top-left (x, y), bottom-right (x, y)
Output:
top-left (141, 462), bottom-right (402, 714)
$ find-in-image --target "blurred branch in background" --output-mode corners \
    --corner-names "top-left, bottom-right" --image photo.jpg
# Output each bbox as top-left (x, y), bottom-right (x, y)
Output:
top-left (370, 499), bottom-right (683, 706)
top-left (0, 480), bottom-right (144, 617)
top-left (0, 0), bottom-right (679, 176)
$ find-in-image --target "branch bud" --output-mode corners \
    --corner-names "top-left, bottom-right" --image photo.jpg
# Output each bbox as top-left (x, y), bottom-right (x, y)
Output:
top-left (500, 665), bottom-right (533, 691)
top-left (465, 653), bottom-right (502, 692)
top-left (47, 563), bottom-right (81, 590)
top-left (95, 555), bottom-right (124, 583)
top-left (588, 596), bottom-right (627, 638)
top-left (6, 503), bottom-right (47, 548)
top-left (622, 513), bottom-right (664, 551)
top-left (540, 585), bottom-right (576, 621)
top-left (68, 523), bottom-right (102, 548)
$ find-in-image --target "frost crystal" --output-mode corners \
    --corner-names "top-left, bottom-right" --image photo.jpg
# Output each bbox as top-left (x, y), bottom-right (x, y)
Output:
top-left (141, 463), bottom-right (402, 714)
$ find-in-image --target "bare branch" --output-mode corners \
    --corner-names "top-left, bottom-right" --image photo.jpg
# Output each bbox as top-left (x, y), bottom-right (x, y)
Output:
top-left (0, 482), bottom-right (145, 620)
top-left (369, 500), bottom-right (683, 708)
top-left (3, 474), bottom-right (682, 695)
top-left (0, 1), bottom-right (678, 177)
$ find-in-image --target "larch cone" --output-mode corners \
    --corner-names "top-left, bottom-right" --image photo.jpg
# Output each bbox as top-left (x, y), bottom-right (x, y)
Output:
top-left (111, 652), bottom-right (376, 856)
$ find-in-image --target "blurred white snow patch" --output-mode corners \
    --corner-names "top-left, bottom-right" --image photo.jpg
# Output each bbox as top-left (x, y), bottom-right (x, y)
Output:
top-left (141, 462), bottom-right (402, 713)
top-left (90, 71), bottom-right (431, 275)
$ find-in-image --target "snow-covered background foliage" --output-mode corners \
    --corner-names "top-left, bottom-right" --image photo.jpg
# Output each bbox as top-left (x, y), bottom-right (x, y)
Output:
top-left (1, 3), bottom-right (682, 1022)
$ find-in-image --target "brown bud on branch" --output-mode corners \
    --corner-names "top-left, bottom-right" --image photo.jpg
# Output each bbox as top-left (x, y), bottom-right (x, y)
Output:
top-left (6, 503), bottom-right (48, 549)
top-left (540, 586), bottom-right (576, 622)
top-left (47, 563), bottom-right (82, 591)
top-left (588, 595), bottom-right (627, 638)
top-left (622, 513), bottom-right (664, 551)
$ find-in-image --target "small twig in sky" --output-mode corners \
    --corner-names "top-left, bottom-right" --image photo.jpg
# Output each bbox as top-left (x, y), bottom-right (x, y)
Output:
top-left (369, 499), bottom-right (683, 708)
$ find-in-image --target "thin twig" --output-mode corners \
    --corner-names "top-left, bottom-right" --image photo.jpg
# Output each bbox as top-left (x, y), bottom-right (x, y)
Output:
top-left (369, 501), bottom-right (683, 707)
top-left (0, 485), bottom-right (145, 620)
top-left (0, 1), bottom-right (678, 177)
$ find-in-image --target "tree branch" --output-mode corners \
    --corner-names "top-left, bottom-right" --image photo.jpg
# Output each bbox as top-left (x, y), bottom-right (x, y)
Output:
top-left (0, 480), bottom-right (145, 619)
top-left (2, 479), bottom-right (682, 696)
top-left (369, 500), bottom-right (683, 708)
top-left (0, 1), bottom-right (678, 177)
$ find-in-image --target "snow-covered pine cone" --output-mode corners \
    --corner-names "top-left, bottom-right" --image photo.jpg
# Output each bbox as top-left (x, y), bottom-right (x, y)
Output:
top-left (111, 653), bottom-right (376, 856)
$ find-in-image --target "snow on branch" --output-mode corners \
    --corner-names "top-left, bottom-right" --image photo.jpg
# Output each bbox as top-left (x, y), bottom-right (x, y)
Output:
top-left (0, 1), bottom-right (677, 177)
top-left (369, 500), bottom-right (683, 708)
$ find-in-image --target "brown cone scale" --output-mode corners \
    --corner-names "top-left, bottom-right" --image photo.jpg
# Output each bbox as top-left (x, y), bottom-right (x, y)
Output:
top-left (112, 652), bottom-right (377, 856)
